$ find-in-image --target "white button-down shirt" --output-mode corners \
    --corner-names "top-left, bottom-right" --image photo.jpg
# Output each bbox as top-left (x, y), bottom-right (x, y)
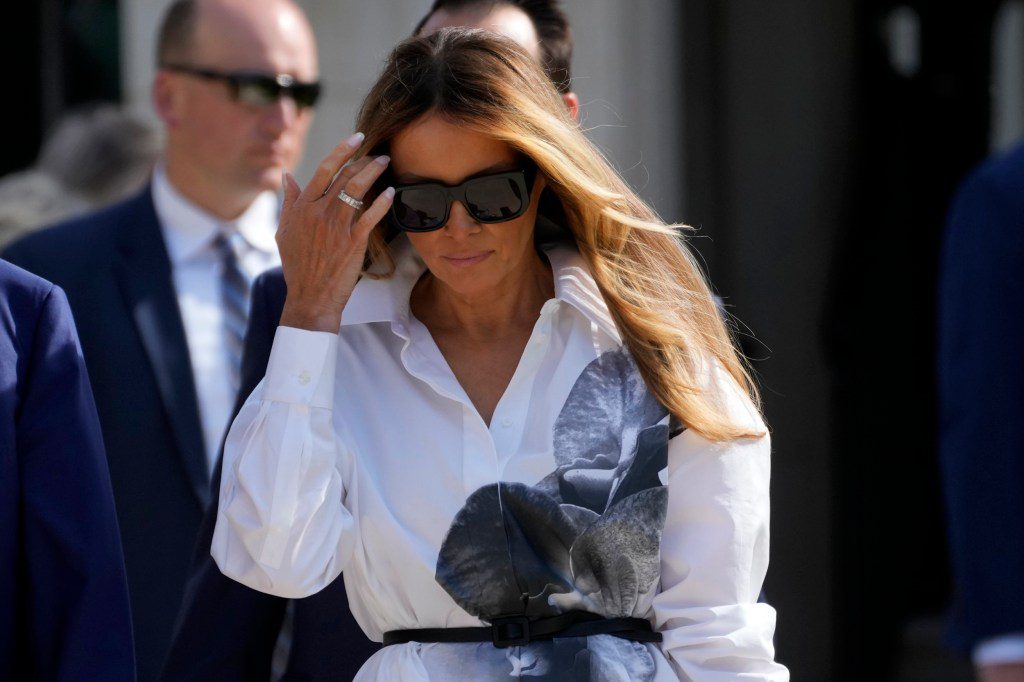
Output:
top-left (212, 236), bottom-right (788, 681)
top-left (151, 165), bottom-right (280, 470)
top-left (975, 633), bottom-right (1024, 666)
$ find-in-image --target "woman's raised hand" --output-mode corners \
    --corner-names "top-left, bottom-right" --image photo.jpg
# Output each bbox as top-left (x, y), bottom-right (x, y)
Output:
top-left (277, 132), bottom-right (394, 333)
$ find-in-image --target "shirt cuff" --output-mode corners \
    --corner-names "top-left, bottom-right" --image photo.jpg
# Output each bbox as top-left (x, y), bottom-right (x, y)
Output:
top-left (261, 326), bottom-right (337, 409)
top-left (973, 633), bottom-right (1024, 666)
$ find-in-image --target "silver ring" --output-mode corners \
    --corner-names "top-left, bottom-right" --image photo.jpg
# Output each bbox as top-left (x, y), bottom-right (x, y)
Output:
top-left (337, 190), bottom-right (364, 210)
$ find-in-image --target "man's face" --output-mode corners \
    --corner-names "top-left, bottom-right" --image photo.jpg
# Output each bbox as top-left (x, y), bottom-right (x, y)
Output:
top-left (155, 0), bottom-right (318, 200)
top-left (419, 4), bottom-right (542, 60)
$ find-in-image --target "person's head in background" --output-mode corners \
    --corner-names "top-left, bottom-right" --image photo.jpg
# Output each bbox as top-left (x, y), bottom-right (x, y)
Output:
top-left (0, 104), bottom-right (160, 249)
top-left (153, 0), bottom-right (319, 219)
top-left (37, 104), bottom-right (160, 205)
top-left (414, 0), bottom-right (579, 120)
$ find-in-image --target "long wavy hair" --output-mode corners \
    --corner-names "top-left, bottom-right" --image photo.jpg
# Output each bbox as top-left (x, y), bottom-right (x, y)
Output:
top-left (354, 28), bottom-right (761, 441)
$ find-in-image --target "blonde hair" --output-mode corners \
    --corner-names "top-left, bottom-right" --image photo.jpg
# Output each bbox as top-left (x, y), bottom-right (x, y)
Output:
top-left (355, 28), bottom-right (762, 442)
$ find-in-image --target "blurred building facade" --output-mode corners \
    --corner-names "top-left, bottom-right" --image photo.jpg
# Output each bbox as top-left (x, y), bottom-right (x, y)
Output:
top-left (10, 0), bottom-right (1024, 679)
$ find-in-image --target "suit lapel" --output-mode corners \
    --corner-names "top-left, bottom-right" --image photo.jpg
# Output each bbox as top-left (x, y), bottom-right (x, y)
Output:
top-left (114, 187), bottom-right (209, 508)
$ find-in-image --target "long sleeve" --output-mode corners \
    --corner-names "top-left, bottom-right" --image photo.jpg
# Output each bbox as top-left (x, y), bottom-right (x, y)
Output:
top-left (18, 285), bottom-right (135, 681)
top-left (652, 365), bottom-right (788, 681)
top-left (212, 325), bottom-right (357, 599)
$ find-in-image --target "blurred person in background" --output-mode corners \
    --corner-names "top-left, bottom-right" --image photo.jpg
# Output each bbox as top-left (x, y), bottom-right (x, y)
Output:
top-left (0, 103), bottom-right (159, 248)
top-left (416, 0), bottom-right (579, 118)
top-left (3, 0), bottom-right (319, 677)
top-left (0, 260), bottom-right (134, 680)
top-left (213, 27), bottom-right (785, 680)
top-left (939, 140), bottom-right (1024, 682)
top-left (162, 2), bottom-right (582, 680)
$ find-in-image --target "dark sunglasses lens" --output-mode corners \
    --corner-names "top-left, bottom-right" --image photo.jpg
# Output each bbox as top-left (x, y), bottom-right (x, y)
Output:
top-left (291, 83), bottom-right (321, 108)
top-left (235, 78), bottom-right (280, 106)
top-left (393, 188), bottom-right (448, 230)
top-left (465, 175), bottom-right (525, 222)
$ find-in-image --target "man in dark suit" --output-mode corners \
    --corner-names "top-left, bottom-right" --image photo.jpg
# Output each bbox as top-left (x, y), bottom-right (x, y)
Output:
top-left (162, 2), bottom-right (580, 680)
top-left (0, 260), bottom-right (134, 680)
top-left (4, 1), bottom-right (319, 677)
top-left (939, 140), bottom-right (1024, 682)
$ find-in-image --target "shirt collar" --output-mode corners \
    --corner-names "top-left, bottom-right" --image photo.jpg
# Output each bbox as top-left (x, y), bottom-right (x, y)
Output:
top-left (545, 241), bottom-right (621, 342)
top-left (151, 163), bottom-right (279, 264)
top-left (341, 232), bottom-right (621, 342)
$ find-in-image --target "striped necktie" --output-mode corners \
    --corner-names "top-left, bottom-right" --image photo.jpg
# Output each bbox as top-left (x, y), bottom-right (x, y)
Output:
top-left (214, 230), bottom-right (250, 391)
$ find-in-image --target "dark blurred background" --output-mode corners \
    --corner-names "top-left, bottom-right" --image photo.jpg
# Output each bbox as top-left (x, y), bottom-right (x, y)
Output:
top-left (5, 0), bottom-right (1021, 679)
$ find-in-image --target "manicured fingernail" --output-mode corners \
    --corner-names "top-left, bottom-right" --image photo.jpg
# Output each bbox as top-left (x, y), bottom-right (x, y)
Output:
top-left (346, 132), bottom-right (365, 147)
top-left (375, 155), bottom-right (390, 166)
top-left (382, 186), bottom-right (395, 198)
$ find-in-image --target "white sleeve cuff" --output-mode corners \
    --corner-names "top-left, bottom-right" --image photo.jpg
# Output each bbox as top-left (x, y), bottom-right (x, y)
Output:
top-left (973, 633), bottom-right (1024, 666)
top-left (261, 326), bottom-right (338, 409)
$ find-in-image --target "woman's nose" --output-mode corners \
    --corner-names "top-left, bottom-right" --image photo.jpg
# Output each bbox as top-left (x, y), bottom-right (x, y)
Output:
top-left (443, 201), bottom-right (482, 235)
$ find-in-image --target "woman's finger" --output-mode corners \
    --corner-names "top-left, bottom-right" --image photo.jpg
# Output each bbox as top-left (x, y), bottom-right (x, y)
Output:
top-left (282, 172), bottom-right (301, 210)
top-left (352, 187), bottom-right (395, 244)
top-left (276, 172), bottom-right (303, 240)
top-left (300, 132), bottom-right (365, 202)
top-left (325, 156), bottom-right (374, 198)
top-left (341, 155), bottom-right (391, 204)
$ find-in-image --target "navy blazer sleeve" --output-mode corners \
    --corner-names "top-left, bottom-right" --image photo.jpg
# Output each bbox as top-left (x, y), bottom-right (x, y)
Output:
top-left (161, 270), bottom-right (288, 681)
top-left (2, 271), bottom-right (135, 680)
top-left (938, 148), bottom-right (1024, 654)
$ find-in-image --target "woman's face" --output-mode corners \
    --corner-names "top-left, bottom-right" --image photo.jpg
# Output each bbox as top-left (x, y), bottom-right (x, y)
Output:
top-left (388, 113), bottom-right (543, 298)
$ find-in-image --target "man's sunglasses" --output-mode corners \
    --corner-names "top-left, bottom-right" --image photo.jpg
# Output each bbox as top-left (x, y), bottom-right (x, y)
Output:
top-left (161, 64), bottom-right (322, 109)
top-left (388, 165), bottom-right (537, 232)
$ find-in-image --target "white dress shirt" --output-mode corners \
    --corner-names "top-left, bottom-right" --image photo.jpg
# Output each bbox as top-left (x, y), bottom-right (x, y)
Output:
top-left (212, 235), bottom-right (789, 681)
top-left (151, 166), bottom-right (280, 470)
top-left (974, 633), bottom-right (1024, 666)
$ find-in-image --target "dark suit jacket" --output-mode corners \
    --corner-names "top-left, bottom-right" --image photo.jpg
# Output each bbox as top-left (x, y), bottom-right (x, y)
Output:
top-left (938, 140), bottom-right (1024, 654)
top-left (0, 260), bottom-right (135, 680)
top-left (163, 267), bottom-right (377, 681)
top-left (4, 188), bottom-right (209, 681)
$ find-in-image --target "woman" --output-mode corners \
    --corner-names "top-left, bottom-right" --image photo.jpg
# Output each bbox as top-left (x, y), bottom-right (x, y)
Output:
top-left (212, 28), bottom-right (788, 681)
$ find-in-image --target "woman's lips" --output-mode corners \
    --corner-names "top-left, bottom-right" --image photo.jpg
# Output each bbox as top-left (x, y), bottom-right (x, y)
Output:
top-left (442, 251), bottom-right (493, 268)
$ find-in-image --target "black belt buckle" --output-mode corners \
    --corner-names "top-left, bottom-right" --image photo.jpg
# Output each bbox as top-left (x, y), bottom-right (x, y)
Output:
top-left (491, 615), bottom-right (531, 648)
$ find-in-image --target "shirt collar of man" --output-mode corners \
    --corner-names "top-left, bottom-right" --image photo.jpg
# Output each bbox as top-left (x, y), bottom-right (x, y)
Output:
top-left (341, 231), bottom-right (622, 343)
top-left (151, 163), bottom-right (279, 264)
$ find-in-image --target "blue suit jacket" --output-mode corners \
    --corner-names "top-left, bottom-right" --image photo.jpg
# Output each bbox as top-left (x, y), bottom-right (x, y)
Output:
top-left (939, 141), bottom-right (1024, 653)
top-left (4, 188), bottom-right (209, 681)
top-left (0, 260), bottom-right (135, 680)
top-left (162, 267), bottom-right (377, 681)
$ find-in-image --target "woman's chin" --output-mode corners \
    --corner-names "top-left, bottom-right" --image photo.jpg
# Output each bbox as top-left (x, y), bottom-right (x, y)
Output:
top-left (428, 269), bottom-right (502, 298)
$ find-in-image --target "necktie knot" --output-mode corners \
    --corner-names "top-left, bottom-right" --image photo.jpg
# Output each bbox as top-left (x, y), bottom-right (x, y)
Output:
top-left (214, 228), bottom-right (247, 262)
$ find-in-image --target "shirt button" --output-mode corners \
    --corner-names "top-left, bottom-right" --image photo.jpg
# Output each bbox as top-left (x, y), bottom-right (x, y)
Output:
top-left (501, 417), bottom-right (513, 428)
top-left (297, 371), bottom-right (311, 385)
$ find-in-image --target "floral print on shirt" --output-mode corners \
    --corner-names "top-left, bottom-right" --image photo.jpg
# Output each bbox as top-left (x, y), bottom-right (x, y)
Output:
top-left (434, 347), bottom-right (672, 679)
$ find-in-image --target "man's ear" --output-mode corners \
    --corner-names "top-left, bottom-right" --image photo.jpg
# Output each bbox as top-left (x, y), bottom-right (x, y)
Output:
top-left (152, 71), bottom-right (182, 129)
top-left (562, 92), bottom-right (580, 121)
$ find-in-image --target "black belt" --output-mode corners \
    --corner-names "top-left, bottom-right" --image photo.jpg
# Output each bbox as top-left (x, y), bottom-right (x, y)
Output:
top-left (383, 610), bottom-right (661, 649)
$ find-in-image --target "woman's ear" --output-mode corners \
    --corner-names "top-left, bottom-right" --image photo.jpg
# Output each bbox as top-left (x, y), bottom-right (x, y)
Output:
top-left (562, 92), bottom-right (580, 121)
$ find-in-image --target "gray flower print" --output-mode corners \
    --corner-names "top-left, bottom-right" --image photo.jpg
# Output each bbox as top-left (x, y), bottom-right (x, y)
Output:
top-left (433, 348), bottom-right (676, 680)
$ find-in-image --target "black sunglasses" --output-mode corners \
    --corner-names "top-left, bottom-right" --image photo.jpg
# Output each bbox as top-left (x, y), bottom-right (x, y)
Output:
top-left (161, 64), bottom-right (322, 109)
top-left (388, 165), bottom-right (537, 232)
